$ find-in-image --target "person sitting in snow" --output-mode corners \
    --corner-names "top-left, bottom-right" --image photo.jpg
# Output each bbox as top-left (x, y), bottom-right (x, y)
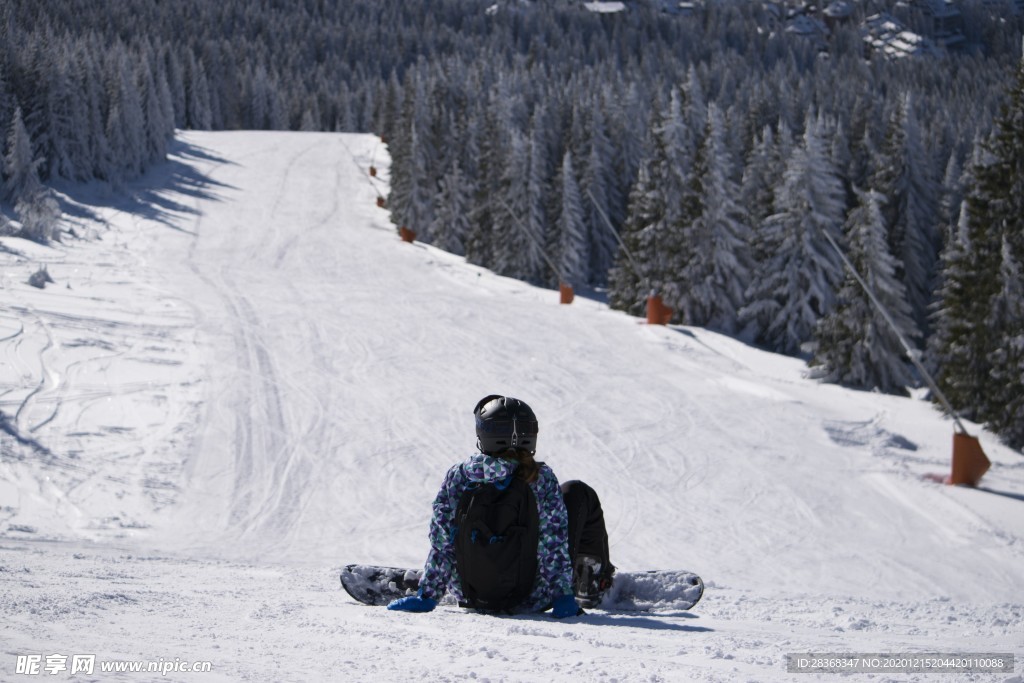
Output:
top-left (387, 394), bottom-right (615, 618)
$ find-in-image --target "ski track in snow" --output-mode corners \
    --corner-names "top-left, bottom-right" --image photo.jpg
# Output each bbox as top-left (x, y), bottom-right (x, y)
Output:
top-left (0, 132), bottom-right (1022, 682)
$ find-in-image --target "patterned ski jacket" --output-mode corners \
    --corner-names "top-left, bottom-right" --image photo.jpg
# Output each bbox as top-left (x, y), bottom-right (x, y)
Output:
top-left (417, 454), bottom-right (574, 611)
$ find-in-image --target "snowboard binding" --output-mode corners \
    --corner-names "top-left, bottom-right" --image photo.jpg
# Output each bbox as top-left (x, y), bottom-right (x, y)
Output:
top-left (573, 554), bottom-right (615, 608)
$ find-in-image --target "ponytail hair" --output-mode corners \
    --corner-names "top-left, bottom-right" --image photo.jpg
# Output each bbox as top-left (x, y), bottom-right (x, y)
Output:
top-left (496, 447), bottom-right (540, 484)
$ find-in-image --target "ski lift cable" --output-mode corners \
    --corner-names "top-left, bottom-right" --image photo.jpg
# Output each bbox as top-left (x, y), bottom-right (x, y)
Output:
top-left (585, 187), bottom-right (650, 293)
top-left (497, 197), bottom-right (565, 286)
top-left (337, 136), bottom-right (385, 200)
top-left (822, 229), bottom-right (968, 435)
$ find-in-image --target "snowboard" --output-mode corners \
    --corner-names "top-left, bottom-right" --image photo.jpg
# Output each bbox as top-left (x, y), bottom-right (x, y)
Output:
top-left (340, 563), bottom-right (703, 611)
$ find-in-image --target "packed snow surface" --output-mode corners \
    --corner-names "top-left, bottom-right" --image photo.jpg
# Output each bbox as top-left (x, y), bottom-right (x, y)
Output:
top-left (1, 132), bottom-right (1022, 682)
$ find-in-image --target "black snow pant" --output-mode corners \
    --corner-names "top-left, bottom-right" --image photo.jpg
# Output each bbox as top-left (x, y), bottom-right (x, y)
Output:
top-left (560, 480), bottom-right (613, 577)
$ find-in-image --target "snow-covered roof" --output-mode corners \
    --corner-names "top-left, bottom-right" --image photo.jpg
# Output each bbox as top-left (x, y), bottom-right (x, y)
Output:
top-left (861, 13), bottom-right (937, 59)
top-left (583, 1), bottom-right (627, 13)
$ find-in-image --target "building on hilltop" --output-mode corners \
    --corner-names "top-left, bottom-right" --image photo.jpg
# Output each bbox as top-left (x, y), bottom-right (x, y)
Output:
top-left (861, 12), bottom-right (939, 59)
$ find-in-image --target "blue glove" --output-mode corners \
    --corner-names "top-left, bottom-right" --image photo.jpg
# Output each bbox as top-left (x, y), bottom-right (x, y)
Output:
top-left (551, 594), bottom-right (582, 619)
top-left (387, 595), bottom-right (437, 613)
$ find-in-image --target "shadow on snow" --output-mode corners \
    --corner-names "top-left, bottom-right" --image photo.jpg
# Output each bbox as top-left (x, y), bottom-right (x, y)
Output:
top-left (53, 139), bottom-right (236, 235)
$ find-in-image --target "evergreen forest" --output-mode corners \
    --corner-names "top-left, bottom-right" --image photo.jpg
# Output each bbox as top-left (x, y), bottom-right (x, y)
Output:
top-left (1, 0), bottom-right (1022, 449)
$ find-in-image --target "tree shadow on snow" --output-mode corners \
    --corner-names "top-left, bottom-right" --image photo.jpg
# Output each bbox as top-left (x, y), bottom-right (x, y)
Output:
top-left (54, 139), bottom-right (237, 235)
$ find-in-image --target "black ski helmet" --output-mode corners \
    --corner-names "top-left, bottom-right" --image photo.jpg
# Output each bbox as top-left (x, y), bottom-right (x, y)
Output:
top-left (473, 394), bottom-right (539, 454)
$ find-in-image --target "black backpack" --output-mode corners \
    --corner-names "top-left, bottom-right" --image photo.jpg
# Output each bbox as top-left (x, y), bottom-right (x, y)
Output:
top-left (454, 477), bottom-right (540, 611)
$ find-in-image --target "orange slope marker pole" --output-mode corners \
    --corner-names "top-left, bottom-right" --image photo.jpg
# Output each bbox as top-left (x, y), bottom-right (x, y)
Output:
top-left (646, 294), bottom-right (673, 325)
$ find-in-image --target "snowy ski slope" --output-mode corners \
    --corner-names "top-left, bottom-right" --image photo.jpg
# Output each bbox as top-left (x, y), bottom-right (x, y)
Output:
top-left (1, 132), bottom-right (1021, 682)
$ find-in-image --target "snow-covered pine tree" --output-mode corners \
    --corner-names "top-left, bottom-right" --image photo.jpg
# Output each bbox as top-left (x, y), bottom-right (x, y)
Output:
top-left (581, 104), bottom-right (617, 286)
top-left (812, 188), bottom-right (919, 394)
top-left (655, 89), bottom-right (700, 317)
top-left (847, 103), bottom-right (879, 195)
top-left (829, 119), bottom-right (853, 209)
top-left (464, 107), bottom-right (503, 269)
top-left (873, 94), bottom-right (940, 336)
top-left (388, 74), bottom-right (435, 245)
top-left (139, 53), bottom-right (172, 166)
top-left (934, 59), bottom-right (1024, 437)
top-left (247, 66), bottom-right (275, 130)
top-left (609, 99), bottom-right (689, 318)
top-left (493, 129), bottom-right (533, 280)
top-left (937, 150), bottom-right (964, 246)
top-left (39, 51), bottom-right (76, 181)
top-left (70, 46), bottom-right (109, 180)
top-left (525, 106), bottom-right (553, 286)
top-left (608, 116), bottom-right (666, 318)
top-left (740, 111), bottom-right (846, 355)
top-left (741, 125), bottom-right (779, 233)
top-left (0, 63), bottom-right (13, 145)
top-left (929, 201), bottom-right (989, 420)
top-left (606, 81), bottom-right (646, 228)
top-left (556, 150), bottom-right (587, 288)
top-left (399, 116), bottom-right (435, 242)
top-left (674, 103), bottom-right (753, 333)
top-left (4, 106), bottom-right (41, 203)
top-left (937, 58), bottom-right (1024, 448)
top-left (429, 161), bottom-right (471, 256)
top-left (164, 48), bottom-right (187, 130)
top-left (107, 49), bottom-right (148, 180)
top-left (985, 236), bottom-right (1024, 449)
top-left (185, 53), bottom-right (213, 130)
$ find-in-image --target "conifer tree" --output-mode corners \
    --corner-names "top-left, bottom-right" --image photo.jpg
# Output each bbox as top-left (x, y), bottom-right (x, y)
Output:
top-left (609, 104), bottom-right (677, 317)
top-left (581, 105), bottom-right (617, 285)
top-left (609, 162), bottom-right (661, 317)
top-left (102, 50), bottom-right (147, 180)
top-left (429, 161), bottom-right (471, 256)
top-left (185, 54), bottom-right (213, 130)
top-left (929, 202), bottom-right (987, 418)
top-left (68, 46), bottom-right (104, 180)
top-left (934, 59), bottom-right (1024, 438)
top-left (0, 63), bottom-right (13, 143)
top-left (873, 95), bottom-right (939, 335)
top-left (651, 92), bottom-right (699, 318)
top-left (388, 75), bottom-right (436, 243)
top-left (4, 106), bottom-right (41, 202)
top-left (493, 129), bottom-right (533, 279)
top-left (556, 150), bottom-right (587, 288)
top-left (464, 107), bottom-right (502, 269)
top-left (741, 125), bottom-right (779, 233)
top-left (985, 236), bottom-right (1024, 448)
top-left (401, 118), bottom-right (435, 240)
top-left (40, 55), bottom-right (76, 180)
top-left (674, 103), bottom-right (753, 333)
top-left (937, 151), bottom-right (964, 239)
top-left (525, 107), bottom-right (552, 285)
top-left (741, 111), bottom-right (845, 354)
top-left (139, 56), bottom-right (172, 165)
top-left (812, 188), bottom-right (919, 393)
